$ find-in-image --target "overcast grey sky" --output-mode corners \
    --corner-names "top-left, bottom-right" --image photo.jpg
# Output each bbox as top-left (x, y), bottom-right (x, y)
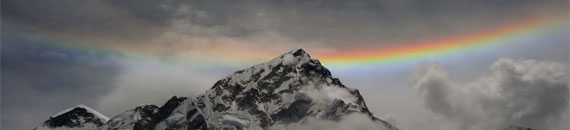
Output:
top-left (2, 0), bottom-right (568, 130)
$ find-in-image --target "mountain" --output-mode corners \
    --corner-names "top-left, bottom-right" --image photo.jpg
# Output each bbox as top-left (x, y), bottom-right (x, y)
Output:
top-left (35, 49), bottom-right (398, 130)
top-left (34, 105), bottom-right (109, 130)
top-left (152, 48), bottom-right (398, 130)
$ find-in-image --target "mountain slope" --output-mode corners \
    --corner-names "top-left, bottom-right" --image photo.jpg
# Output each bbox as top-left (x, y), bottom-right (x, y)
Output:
top-left (35, 49), bottom-right (398, 130)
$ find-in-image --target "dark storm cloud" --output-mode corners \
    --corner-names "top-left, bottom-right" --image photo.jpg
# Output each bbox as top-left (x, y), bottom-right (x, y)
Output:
top-left (413, 58), bottom-right (569, 130)
top-left (3, 0), bottom-right (567, 45)
top-left (0, 33), bottom-right (121, 130)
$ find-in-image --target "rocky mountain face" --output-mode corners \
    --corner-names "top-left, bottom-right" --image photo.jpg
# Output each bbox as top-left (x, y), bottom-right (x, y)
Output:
top-left (35, 49), bottom-right (398, 130)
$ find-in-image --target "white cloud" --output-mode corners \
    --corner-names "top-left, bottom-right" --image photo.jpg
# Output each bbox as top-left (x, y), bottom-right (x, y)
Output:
top-left (413, 58), bottom-right (569, 130)
top-left (302, 84), bottom-right (357, 104)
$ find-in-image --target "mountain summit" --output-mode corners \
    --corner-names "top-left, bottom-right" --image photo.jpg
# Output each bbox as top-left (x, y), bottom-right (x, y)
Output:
top-left (35, 49), bottom-right (398, 130)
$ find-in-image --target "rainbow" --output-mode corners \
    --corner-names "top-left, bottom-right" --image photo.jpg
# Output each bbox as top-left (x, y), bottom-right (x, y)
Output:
top-left (313, 16), bottom-right (569, 68)
top-left (7, 15), bottom-right (569, 68)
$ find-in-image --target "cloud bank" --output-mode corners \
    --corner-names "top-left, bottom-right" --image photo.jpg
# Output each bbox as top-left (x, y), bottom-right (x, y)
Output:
top-left (413, 58), bottom-right (569, 130)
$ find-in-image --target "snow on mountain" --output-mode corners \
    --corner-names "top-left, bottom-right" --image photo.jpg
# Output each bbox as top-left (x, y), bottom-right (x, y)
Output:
top-left (34, 105), bottom-right (108, 130)
top-left (35, 49), bottom-right (398, 130)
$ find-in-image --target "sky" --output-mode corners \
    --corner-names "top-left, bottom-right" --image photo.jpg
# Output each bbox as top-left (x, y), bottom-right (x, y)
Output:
top-left (1, 0), bottom-right (569, 130)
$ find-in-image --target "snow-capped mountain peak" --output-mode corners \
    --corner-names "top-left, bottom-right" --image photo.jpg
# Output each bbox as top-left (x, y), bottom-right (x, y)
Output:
top-left (269, 48), bottom-right (312, 66)
top-left (34, 105), bottom-right (108, 130)
top-left (160, 48), bottom-right (398, 129)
